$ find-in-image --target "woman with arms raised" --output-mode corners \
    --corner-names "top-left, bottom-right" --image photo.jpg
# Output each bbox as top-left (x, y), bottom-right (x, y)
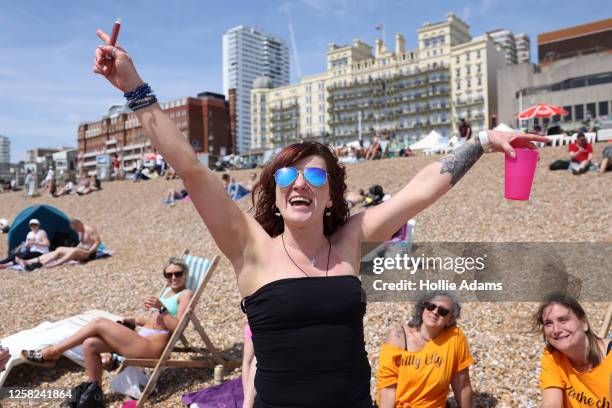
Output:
top-left (93, 29), bottom-right (546, 407)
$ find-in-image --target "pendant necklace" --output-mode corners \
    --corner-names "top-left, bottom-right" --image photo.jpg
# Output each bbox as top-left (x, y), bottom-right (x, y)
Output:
top-left (282, 233), bottom-right (332, 277)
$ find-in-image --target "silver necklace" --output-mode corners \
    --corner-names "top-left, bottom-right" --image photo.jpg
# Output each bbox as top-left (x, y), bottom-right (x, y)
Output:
top-left (281, 233), bottom-right (332, 278)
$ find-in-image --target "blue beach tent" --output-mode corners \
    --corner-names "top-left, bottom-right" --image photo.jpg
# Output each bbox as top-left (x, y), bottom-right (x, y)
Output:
top-left (7, 205), bottom-right (79, 254)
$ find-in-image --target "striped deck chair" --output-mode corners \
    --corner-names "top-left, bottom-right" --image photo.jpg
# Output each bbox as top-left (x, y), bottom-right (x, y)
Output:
top-left (599, 304), bottom-right (612, 338)
top-left (121, 250), bottom-right (239, 408)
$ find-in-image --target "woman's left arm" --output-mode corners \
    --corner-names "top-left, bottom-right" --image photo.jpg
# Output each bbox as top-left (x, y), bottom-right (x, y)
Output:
top-left (354, 131), bottom-right (548, 242)
top-left (450, 368), bottom-right (473, 408)
top-left (157, 290), bottom-right (193, 332)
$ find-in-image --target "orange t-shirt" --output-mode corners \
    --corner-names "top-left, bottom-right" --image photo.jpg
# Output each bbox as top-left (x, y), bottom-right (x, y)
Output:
top-left (540, 347), bottom-right (612, 407)
top-left (376, 326), bottom-right (473, 408)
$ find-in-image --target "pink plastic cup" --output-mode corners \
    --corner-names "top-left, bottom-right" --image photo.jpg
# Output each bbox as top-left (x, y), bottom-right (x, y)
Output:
top-left (504, 147), bottom-right (539, 201)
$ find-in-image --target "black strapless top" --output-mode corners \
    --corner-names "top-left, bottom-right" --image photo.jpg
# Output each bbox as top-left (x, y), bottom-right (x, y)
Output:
top-left (242, 275), bottom-right (372, 408)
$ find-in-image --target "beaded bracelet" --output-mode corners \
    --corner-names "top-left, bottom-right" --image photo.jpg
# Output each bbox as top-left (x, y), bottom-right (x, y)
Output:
top-left (129, 95), bottom-right (158, 111)
top-left (124, 83), bottom-right (157, 111)
top-left (124, 83), bottom-right (152, 100)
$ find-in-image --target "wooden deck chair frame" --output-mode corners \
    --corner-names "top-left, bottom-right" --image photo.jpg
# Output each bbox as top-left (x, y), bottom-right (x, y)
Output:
top-left (598, 303), bottom-right (612, 339)
top-left (121, 250), bottom-right (239, 407)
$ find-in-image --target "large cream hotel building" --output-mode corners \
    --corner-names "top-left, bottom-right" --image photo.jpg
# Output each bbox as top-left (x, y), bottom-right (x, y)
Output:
top-left (251, 13), bottom-right (506, 150)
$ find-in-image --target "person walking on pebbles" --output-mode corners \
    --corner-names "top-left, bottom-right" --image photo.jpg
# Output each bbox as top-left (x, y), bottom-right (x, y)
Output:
top-left (92, 26), bottom-right (547, 407)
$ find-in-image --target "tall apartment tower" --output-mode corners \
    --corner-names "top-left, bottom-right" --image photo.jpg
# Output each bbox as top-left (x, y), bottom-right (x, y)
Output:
top-left (488, 30), bottom-right (517, 64)
top-left (488, 29), bottom-right (531, 64)
top-left (222, 26), bottom-right (290, 154)
top-left (514, 33), bottom-right (531, 63)
top-left (0, 135), bottom-right (10, 178)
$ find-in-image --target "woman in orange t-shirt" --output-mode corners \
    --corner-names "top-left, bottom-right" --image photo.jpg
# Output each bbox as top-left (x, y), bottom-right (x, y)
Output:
top-left (376, 291), bottom-right (473, 408)
top-left (536, 294), bottom-right (612, 407)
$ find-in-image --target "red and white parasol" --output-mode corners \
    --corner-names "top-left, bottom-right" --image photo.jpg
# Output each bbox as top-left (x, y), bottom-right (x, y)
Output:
top-left (516, 104), bottom-right (568, 120)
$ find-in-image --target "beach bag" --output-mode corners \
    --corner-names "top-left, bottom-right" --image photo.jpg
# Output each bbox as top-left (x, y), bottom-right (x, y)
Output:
top-left (77, 381), bottom-right (105, 408)
top-left (64, 381), bottom-right (105, 408)
top-left (111, 367), bottom-right (150, 399)
top-left (549, 160), bottom-right (570, 171)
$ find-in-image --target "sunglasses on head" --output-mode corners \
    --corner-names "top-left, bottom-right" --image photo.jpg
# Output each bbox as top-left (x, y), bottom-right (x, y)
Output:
top-left (424, 301), bottom-right (451, 317)
top-left (163, 271), bottom-right (184, 279)
top-left (274, 167), bottom-right (328, 188)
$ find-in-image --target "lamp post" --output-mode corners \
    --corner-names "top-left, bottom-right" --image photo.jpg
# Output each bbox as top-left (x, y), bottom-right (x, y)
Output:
top-left (358, 110), bottom-right (363, 143)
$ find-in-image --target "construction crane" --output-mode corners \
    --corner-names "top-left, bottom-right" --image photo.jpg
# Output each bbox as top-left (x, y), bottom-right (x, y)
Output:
top-left (288, 20), bottom-right (302, 80)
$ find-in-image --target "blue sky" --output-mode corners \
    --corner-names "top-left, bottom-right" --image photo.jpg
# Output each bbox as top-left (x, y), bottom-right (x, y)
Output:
top-left (1, 0), bottom-right (607, 160)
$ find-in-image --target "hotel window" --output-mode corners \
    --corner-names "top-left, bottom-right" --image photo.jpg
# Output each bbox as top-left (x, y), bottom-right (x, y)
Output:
top-left (477, 64), bottom-right (481, 73)
top-left (467, 80), bottom-right (471, 88)
top-left (586, 103), bottom-right (596, 118)
top-left (319, 115), bottom-right (324, 123)
top-left (477, 77), bottom-right (481, 86)
top-left (599, 101), bottom-right (609, 117)
top-left (456, 81), bottom-right (461, 90)
top-left (456, 68), bottom-right (460, 77)
top-left (476, 50), bottom-right (481, 59)
top-left (574, 104), bottom-right (584, 120)
top-left (456, 56), bottom-right (459, 63)
top-left (466, 52), bottom-right (470, 61)
top-left (562, 106), bottom-right (572, 122)
top-left (466, 66), bottom-right (471, 75)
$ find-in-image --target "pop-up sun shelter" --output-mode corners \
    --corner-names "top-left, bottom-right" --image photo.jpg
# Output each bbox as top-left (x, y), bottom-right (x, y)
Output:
top-left (7, 205), bottom-right (79, 254)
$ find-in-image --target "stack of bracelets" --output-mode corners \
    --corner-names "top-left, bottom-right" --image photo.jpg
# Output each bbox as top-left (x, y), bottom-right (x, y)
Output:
top-left (124, 83), bottom-right (158, 111)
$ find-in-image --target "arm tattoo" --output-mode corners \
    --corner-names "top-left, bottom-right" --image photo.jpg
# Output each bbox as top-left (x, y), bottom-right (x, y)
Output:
top-left (439, 138), bottom-right (484, 186)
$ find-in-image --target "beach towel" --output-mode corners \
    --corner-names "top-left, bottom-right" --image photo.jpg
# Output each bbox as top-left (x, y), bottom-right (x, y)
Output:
top-left (0, 310), bottom-right (120, 387)
top-left (181, 377), bottom-right (243, 408)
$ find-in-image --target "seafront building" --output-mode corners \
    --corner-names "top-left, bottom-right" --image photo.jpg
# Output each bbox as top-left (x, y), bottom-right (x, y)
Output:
top-left (251, 13), bottom-right (507, 150)
top-left (498, 18), bottom-right (612, 128)
top-left (0, 135), bottom-right (9, 181)
top-left (222, 26), bottom-right (290, 154)
top-left (487, 29), bottom-right (531, 65)
top-left (77, 92), bottom-right (234, 175)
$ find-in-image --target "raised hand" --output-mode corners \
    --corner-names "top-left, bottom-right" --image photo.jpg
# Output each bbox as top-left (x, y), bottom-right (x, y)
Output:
top-left (144, 296), bottom-right (163, 310)
top-left (93, 29), bottom-right (144, 93)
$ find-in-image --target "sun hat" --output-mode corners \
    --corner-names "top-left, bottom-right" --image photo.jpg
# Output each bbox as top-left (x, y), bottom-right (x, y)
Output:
top-left (29, 218), bottom-right (40, 225)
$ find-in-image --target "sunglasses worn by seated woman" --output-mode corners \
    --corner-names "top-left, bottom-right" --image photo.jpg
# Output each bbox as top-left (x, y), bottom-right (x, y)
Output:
top-left (424, 301), bottom-right (451, 317)
top-left (164, 271), bottom-right (184, 279)
top-left (274, 167), bottom-right (328, 188)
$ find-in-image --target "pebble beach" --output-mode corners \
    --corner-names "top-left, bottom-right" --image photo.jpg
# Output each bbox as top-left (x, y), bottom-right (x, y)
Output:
top-left (0, 144), bottom-right (610, 407)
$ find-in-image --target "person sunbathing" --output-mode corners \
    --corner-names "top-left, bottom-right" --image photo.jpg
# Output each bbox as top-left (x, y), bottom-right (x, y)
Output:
top-left (76, 177), bottom-right (92, 195)
top-left (163, 188), bottom-right (188, 206)
top-left (0, 218), bottom-right (50, 269)
top-left (22, 257), bottom-right (192, 398)
top-left (16, 219), bottom-right (101, 270)
top-left (55, 180), bottom-right (75, 196)
top-left (345, 188), bottom-right (365, 208)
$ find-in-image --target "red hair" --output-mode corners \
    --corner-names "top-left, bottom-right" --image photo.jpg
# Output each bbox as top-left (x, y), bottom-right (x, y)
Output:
top-left (251, 142), bottom-right (349, 237)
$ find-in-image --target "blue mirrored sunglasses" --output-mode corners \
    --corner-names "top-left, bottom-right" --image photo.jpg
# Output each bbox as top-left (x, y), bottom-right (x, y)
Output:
top-left (274, 167), bottom-right (328, 188)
